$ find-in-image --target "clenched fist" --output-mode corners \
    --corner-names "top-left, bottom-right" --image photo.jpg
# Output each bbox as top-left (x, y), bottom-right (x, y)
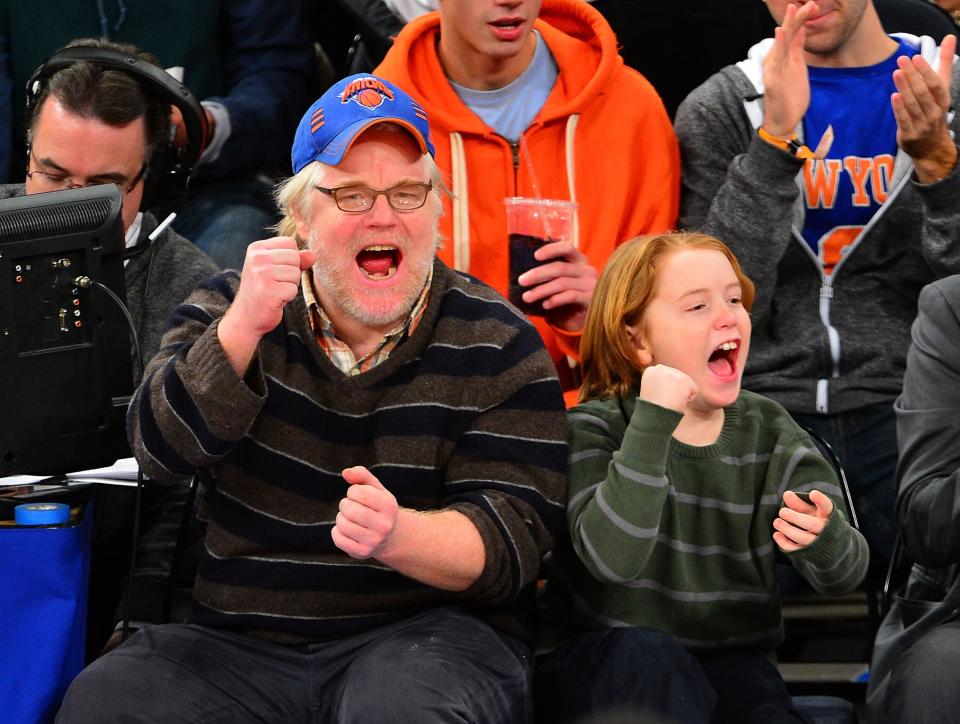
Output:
top-left (639, 364), bottom-right (699, 413)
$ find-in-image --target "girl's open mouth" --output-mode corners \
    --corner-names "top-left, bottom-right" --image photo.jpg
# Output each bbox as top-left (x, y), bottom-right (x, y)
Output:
top-left (707, 340), bottom-right (739, 378)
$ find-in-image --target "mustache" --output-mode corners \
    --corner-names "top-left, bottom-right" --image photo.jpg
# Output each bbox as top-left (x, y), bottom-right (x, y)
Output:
top-left (351, 232), bottom-right (411, 253)
top-left (305, 215), bottom-right (442, 257)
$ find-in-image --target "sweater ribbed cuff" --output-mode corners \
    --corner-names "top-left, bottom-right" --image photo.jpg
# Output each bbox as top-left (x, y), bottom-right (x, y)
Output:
top-left (448, 501), bottom-right (510, 604)
top-left (621, 400), bottom-right (682, 471)
top-left (785, 508), bottom-right (847, 570)
top-left (183, 318), bottom-right (267, 439)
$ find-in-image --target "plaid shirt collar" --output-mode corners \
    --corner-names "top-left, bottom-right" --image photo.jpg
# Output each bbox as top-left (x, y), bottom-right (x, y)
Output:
top-left (302, 267), bottom-right (432, 376)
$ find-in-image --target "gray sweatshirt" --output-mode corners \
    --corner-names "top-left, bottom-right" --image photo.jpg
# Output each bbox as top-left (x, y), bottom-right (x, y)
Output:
top-left (675, 34), bottom-right (960, 415)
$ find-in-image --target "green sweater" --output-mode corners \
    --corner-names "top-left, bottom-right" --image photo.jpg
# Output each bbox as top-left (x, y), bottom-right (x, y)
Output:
top-left (545, 390), bottom-right (868, 651)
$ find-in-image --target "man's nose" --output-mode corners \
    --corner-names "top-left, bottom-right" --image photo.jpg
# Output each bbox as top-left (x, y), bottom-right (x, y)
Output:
top-left (365, 192), bottom-right (398, 225)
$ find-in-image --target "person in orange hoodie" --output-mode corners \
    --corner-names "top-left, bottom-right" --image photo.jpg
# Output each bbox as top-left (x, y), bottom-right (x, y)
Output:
top-left (376, 0), bottom-right (679, 405)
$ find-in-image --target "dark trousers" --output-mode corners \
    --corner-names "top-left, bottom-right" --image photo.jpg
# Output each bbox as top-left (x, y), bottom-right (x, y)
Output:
top-left (534, 628), bottom-right (715, 723)
top-left (57, 607), bottom-right (531, 723)
top-left (694, 649), bottom-right (811, 724)
top-left (535, 628), bottom-right (810, 724)
top-left (793, 399), bottom-right (898, 580)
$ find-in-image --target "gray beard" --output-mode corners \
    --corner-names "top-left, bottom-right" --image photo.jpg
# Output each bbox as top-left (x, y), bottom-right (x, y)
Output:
top-left (308, 225), bottom-right (439, 329)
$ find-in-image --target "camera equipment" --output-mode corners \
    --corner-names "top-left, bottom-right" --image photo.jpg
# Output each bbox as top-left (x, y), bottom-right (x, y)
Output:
top-left (0, 185), bottom-right (132, 476)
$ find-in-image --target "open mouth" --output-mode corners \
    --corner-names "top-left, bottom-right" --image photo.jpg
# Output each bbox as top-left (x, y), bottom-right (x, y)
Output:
top-left (707, 340), bottom-right (739, 379)
top-left (356, 245), bottom-right (401, 280)
top-left (489, 16), bottom-right (525, 39)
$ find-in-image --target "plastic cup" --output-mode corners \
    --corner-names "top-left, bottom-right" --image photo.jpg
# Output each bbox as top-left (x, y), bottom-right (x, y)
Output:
top-left (504, 197), bottom-right (578, 316)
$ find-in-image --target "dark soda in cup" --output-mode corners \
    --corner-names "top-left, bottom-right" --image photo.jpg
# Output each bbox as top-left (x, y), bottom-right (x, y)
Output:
top-left (504, 198), bottom-right (577, 318)
top-left (509, 233), bottom-right (553, 315)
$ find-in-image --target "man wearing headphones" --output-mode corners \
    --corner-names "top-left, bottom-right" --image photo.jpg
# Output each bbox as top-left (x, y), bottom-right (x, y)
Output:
top-left (0, 37), bottom-right (219, 650)
top-left (1, 37), bottom-right (218, 369)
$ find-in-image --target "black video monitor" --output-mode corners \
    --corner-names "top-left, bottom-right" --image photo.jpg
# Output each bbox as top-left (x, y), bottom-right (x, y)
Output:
top-left (0, 185), bottom-right (133, 476)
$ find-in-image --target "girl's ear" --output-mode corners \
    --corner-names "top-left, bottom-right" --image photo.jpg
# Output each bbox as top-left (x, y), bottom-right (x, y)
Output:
top-left (625, 323), bottom-right (654, 367)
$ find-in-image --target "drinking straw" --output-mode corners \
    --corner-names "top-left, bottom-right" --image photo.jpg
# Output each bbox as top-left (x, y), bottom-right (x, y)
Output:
top-left (518, 135), bottom-right (554, 240)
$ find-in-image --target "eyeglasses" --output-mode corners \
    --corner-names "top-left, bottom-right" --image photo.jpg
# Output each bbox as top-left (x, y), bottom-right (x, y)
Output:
top-left (315, 181), bottom-right (433, 213)
top-left (26, 150), bottom-right (147, 195)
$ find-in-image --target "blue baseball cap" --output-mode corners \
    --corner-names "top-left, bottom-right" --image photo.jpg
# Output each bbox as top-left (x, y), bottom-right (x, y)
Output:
top-left (291, 74), bottom-right (434, 173)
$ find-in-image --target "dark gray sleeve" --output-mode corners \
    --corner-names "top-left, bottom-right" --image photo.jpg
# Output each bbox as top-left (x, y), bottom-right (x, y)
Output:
top-left (674, 71), bottom-right (807, 326)
top-left (911, 64), bottom-right (960, 278)
top-left (895, 277), bottom-right (960, 568)
top-left (132, 229), bottom-right (220, 369)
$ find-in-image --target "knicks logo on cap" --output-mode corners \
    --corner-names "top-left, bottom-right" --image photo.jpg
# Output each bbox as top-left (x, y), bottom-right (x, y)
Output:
top-left (340, 77), bottom-right (395, 110)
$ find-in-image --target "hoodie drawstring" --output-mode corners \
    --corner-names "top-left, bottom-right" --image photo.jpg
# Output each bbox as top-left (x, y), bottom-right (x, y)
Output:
top-left (564, 114), bottom-right (580, 249)
top-left (449, 115), bottom-right (581, 272)
top-left (450, 132), bottom-right (471, 272)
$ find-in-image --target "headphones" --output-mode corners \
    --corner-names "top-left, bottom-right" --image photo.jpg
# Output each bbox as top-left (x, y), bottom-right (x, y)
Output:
top-left (24, 46), bottom-right (209, 211)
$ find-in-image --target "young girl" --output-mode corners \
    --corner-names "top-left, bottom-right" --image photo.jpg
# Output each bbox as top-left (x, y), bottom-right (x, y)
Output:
top-left (537, 233), bottom-right (869, 723)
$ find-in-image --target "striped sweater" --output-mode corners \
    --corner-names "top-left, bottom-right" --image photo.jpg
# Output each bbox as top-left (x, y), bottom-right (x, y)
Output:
top-left (545, 390), bottom-right (868, 651)
top-left (127, 260), bottom-right (568, 644)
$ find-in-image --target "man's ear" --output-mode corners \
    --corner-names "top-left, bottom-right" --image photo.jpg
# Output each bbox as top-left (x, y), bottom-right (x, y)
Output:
top-left (292, 204), bottom-right (310, 243)
top-left (625, 323), bottom-right (654, 367)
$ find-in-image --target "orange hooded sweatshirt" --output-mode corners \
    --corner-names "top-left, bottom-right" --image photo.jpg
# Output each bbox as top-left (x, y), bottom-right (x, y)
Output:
top-left (376, 0), bottom-right (679, 403)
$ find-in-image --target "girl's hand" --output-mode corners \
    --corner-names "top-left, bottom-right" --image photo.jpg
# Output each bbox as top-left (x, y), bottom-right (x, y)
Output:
top-left (639, 364), bottom-right (699, 413)
top-left (772, 489), bottom-right (834, 552)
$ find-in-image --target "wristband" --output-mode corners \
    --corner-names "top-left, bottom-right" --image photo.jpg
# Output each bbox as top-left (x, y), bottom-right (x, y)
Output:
top-left (758, 127), bottom-right (815, 160)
